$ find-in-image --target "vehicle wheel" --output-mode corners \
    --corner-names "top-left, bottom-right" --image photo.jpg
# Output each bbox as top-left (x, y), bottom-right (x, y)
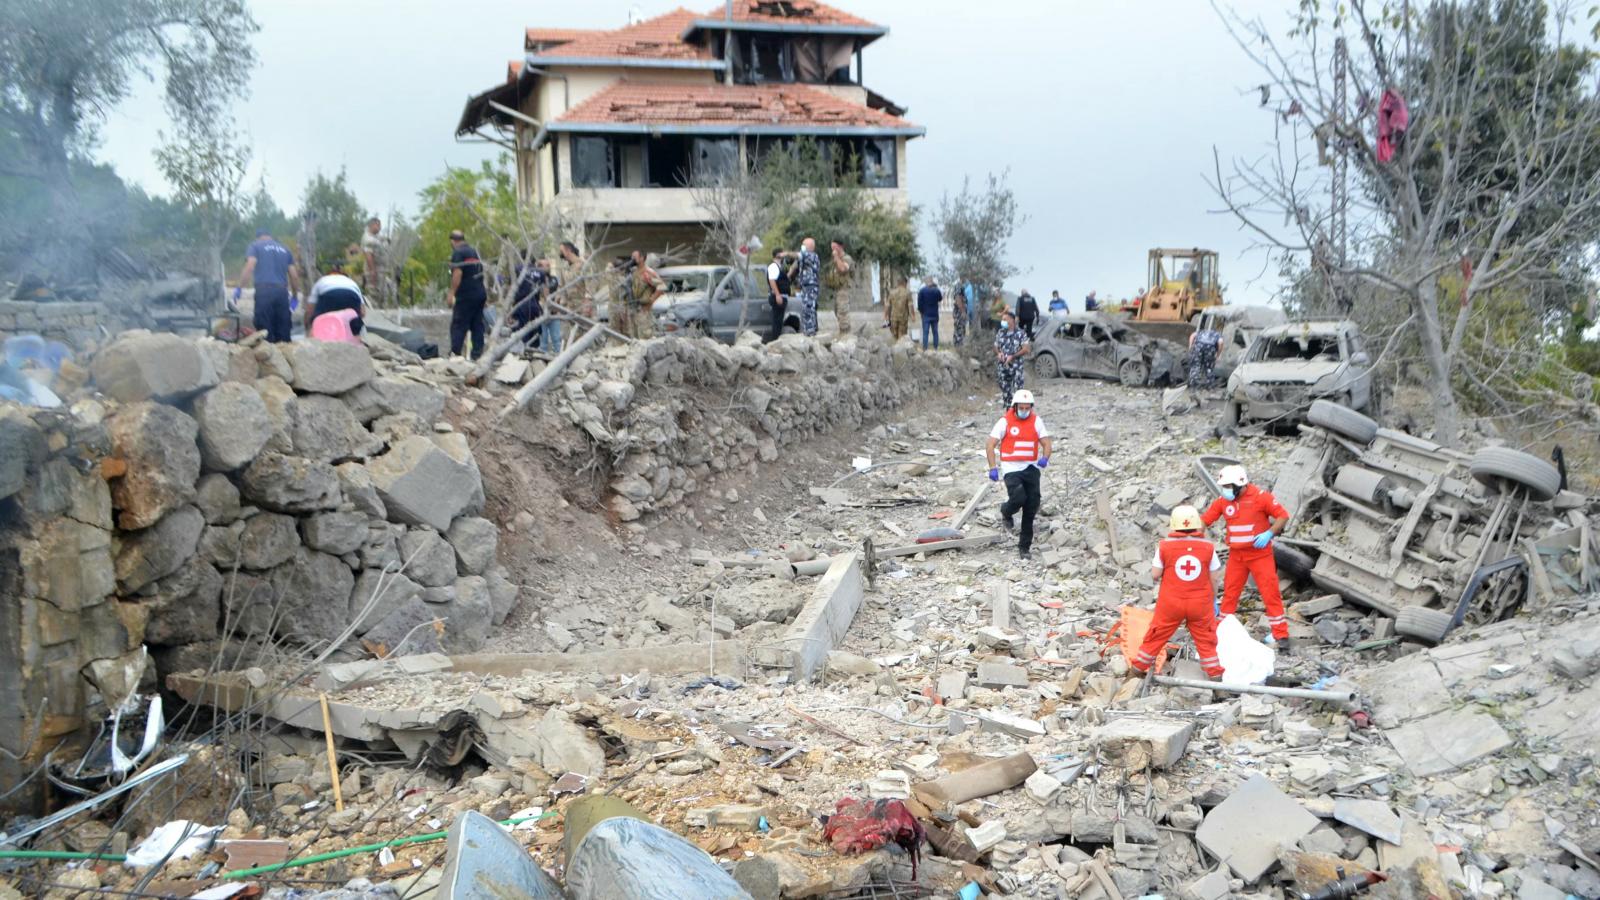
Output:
top-left (1307, 399), bottom-right (1378, 444)
top-left (1034, 352), bottom-right (1061, 379)
top-left (1274, 543), bottom-right (1315, 582)
top-left (1394, 606), bottom-right (1454, 645)
top-left (1468, 447), bottom-right (1561, 501)
top-left (1462, 562), bottom-right (1530, 627)
top-left (1119, 359), bottom-right (1149, 387)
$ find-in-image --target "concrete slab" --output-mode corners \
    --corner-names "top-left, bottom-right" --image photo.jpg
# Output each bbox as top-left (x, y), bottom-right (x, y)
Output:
top-left (937, 670), bottom-right (969, 701)
top-left (1195, 773), bottom-right (1319, 883)
top-left (1385, 709), bottom-right (1514, 777)
top-left (1430, 632), bottom-right (1534, 688)
top-left (750, 552), bottom-right (865, 681)
top-left (976, 661), bottom-right (1030, 688)
top-left (1515, 680), bottom-right (1600, 746)
top-left (451, 642), bottom-right (747, 678)
top-left (1334, 798), bottom-right (1402, 845)
top-left (1091, 717), bottom-right (1194, 769)
top-left (1351, 652), bottom-right (1450, 726)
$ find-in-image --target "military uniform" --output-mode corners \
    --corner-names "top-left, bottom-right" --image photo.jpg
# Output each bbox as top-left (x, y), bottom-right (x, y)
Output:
top-left (886, 285), bottom-right (912, 340)
top-left (626, 265), bottom-right (665, 339)
top-left (826, 253), bottom-right (854, 335)
top-left (951, 292), bottom-right (968, 345)
top-left (796, 249), bottom-right (821, 335)
top-left (1189, 329), bottom-right (1221, 389)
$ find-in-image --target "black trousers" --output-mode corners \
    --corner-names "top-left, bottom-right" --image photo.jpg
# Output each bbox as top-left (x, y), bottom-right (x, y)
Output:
top-left (1001, 465), bottom-right (1042, 553)
top-left (766, 296), bottom-right (788, 342)
top-left (1019, 315), bottom-right (1037, 339)
top-left (253, 283), bottom-right (293, 343)
top-left (450, 296), bottom-right (486, 359)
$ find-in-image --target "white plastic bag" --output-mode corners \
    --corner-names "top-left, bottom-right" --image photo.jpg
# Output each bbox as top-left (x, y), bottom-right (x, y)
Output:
top-left (1215, 614), bottom-right (1275, 684)
top-left (124, 820), bottom-right (220, 867)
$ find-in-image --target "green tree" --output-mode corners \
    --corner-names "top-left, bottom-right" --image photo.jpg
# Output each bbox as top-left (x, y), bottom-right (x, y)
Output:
top-left (0, 0), bottom-right (257, 279)
top-left (413, 157), bottom-right (519, 294)
top-left (758, 138), bottom-right (919, 274)
top-left (931, 171), bottom-right (1025, 298)
top-left (298, 169), bottom-right (365, 271)
top-left (156, 114), bottom-right (250, 287)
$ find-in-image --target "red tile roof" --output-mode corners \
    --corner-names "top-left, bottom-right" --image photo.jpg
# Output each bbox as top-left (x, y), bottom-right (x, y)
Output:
top-left (703, 0), bottom-right (880, 29)
top-left (528, 9), bottom-right (716, 62)
top-left (524, 27), bottom-right (597, 50)
top-left (552, 81), bottom-right (919, 132)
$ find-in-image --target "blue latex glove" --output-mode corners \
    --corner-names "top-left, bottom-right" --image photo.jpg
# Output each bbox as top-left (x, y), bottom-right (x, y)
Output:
top-left (1213, 598), bottom-right (1221, 619)
top-left (1252, 531), bottom-right (1274, 549)
top-left (232, 286), bottom-right (243, 301)
top-left (988, 467), bottom-right (1000, 482)
top-left (1037, 456), bottom-right (1049, 468)
top-left (289, 295), bottom-right (300, 311)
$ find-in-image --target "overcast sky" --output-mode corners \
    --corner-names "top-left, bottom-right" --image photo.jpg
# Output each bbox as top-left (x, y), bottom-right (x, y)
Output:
top-left (97, 0), bottom-right (1297, 306)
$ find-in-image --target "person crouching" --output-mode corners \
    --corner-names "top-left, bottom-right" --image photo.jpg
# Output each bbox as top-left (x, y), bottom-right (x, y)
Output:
top-left (1131, 505), bottom-right (1225, 679)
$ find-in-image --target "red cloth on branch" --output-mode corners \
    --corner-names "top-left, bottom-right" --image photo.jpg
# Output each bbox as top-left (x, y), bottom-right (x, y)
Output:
top-left (821, 798), bottom-right (925, 876)
top-left (1377, 89), bottom-right (1409, 163)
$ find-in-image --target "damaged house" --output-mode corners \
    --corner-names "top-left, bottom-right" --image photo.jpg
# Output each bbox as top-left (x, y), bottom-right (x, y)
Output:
top-left (454, 1), bottom-right (923, 255)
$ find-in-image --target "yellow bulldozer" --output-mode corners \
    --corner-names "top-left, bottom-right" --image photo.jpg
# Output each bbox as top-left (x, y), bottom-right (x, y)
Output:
top-left (1120, 248), bottom-right (1223, 343)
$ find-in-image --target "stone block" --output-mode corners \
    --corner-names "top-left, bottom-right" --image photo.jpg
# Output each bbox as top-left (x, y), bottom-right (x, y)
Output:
top-left (282, 341), bottom-right (374, 394)
top-left (115, 505), bottom-right (204, 593)
top-left (0, 407), bottom-right (46, 501)
top-left (359, 522), bottom-right (401, 570)
top-left (107, 402), bottom-right (200, 529)
top-left (350, 569), bottom-right (423, 634)
top-left (239, 453), bottom-right (342, 513)
top-left (239, 512), bottom-right (299, 570)
top-left (195, 337), bottom-right (258, 384)
top-left (290, 394), bottom-right (383, 462)
top-left (21, 518), bottom-right (115, 611)
top-left (334, 462), bottom-right (385, 519)
top-left (192, 382), bottom-right (273, 472)
top-left (937, 670), bottom-right (969, 701)
top-left (143, 558), bottom-right (223, 646)
top-left (194, 473), bottom-right (242, 525)
top-left (90, 331), bottom-right (217, 402)
top-left (219, 569), bottom-right (278, 636)
top-left (1196, 773), bottom-right (1319, 883)
top-left (398, 528), bottom-right (456, 587)
top-left (445, 516), bottom-right (498, 575)
top-left (301, 510), bottom-right (368, 556)
top-left (1292, 594), bottom-right (1344, 618)
top-left (366, 436), bottom-right (483, 532)
top-left (252, 374), bottom-right (296, 454)
top-left (1025, 770), bottom-right (1062, 803)
top-left (1334, 798), bottom-right (1402, 845)
top-left (964, 821), bottom-right (1007, 854)
top-left (360, 597), bottom-right (444, 655)
top-left (268, 548), bottom-right (355, 644)
top-left (368, 377), bottom-right (447, 423)
top-left (485, 566), bottom-right (519, 625)
top-left (446, 576), bottom-right (493, 652)
top-left (720, 578), bottom-right (808, 628)
top-left (1091, 716), bottom-right (1194, 769)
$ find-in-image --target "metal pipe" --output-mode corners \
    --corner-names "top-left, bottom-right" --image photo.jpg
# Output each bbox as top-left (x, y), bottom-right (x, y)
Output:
top-left (1153, 676), bottom-right (1357, 705)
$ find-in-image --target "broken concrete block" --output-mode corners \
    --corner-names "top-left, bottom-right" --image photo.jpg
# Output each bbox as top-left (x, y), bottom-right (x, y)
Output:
top-left (1024, 770), bottom-right (1062, 804)
top-left (976, 661), bottom-right (1029, 688)
top-left (91, 330), bottom-right (218, 402)
top-left (313, 659), bottom-right (387, 693)
top-left (1091, 716), bottom-right (1194, 769)
top-left (1292, 594), bottom-right (1344, 618)
top-left (1386, 709), bottom-right (1514, 777)
top-left (1334, 798), bottom-right (1402, 846)
top-left (493, 356), bottom-right (531, 385)
top-left (1282, 719), bottom-right (1322, 748)
top-left (281, 340), bottom-right (374, 394)
top-left (533, 708), bottom-right (605, 777)
top-left (1184, 868), bottom-right (1231, 900)
top-left (824, 651), bottom-right (882, 678)
top-left (1152, 487), bottom-right (1189, 515)
top-left (976, 710), bottom-right (1045, 739)
top-left (964, 821), bottom-right (1007, 854)
top-left (937, 670), bottom-right (969, 701)
top-left (867, 770), bottom-right (911, 800)
top-left (1196, 773), bottom-right (1319, 883)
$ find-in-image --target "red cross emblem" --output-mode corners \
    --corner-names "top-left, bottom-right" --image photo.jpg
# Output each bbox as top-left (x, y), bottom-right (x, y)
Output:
top-left (1224, 504), bottom-right (1237, 518)
top-left (1175, 554), bottom-right (1203, 581)
top-left (1009, 426), bottom-right (1019, 435)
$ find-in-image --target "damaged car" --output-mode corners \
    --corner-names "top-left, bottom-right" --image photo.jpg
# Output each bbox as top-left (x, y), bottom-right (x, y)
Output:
top-left (1224, 319), bottom-right (1375, 429)
top-left (1198, 400), bottom-right (1591, 644)
top-left (1028, 313), bottom-right (1185, 387)
top-left (1187, 304), bottom-right (1285, 383)
top-left (651, 265), bottom-right (796, 343)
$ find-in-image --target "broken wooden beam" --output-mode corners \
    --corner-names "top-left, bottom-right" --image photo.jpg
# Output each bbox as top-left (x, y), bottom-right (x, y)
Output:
top-left (953, 482), bottom-right (991, 530)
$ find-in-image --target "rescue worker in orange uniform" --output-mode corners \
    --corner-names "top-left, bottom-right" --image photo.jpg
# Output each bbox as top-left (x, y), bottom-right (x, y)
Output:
top-left (1132, 505), bottom-right (1225, 678)
top-left (984, 389), bottom-right (1052, 560)
top-left (1202, 464), bottom-right (1292, 643)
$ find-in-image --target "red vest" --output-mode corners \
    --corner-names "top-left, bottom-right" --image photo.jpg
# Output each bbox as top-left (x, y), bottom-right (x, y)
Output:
top-left (998, 410), bottom-right (1041, 462)
top-left (1158, 534), bottom-right (1216, 604)
top-left (1204, 485), bottom-right (1285, 557)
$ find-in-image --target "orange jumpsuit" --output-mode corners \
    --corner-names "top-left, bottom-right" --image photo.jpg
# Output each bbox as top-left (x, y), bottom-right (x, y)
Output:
top-left (1203, 485), bottom-right (1290, 640)
top-left (1133, 533), bottom-right (1224, 678)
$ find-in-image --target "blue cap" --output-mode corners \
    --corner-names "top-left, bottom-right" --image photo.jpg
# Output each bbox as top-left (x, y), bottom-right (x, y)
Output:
top-left (255, 228), bottom-right (270, 238)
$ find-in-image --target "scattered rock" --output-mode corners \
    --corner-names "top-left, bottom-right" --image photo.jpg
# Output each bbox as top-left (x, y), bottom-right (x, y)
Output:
top-left (91, 330), bottom-right (217, 402)
top-left (366, 435), bottom-right (483, 531)
top-left (107, 402), bottom-right (200, 529)
top-left (445, 516), bottom-right (498, 575)
top-left (282, 341), bottom-right (375, 394)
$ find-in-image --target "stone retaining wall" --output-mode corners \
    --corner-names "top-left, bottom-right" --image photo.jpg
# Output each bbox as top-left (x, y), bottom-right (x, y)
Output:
top-left (0, 300), bottom-right (105, 348)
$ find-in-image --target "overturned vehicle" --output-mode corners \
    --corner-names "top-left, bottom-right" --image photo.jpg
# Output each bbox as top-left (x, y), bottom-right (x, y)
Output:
top-left (1200, 400), bottom-right (1594, 644)
top-left (1028, 313), bottom-right (1184, 387)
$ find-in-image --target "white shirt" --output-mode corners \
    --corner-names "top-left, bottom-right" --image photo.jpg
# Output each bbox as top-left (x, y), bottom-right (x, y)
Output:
top-left (310, 273), bottom-right (365, 303)
top-left (767, 261), bottom-right (783, 291)
top-left (989, 414), bottom-right (1050, 475)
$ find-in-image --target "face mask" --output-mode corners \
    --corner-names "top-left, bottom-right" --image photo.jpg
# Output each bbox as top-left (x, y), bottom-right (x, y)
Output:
top-left (1221, 487), bottom-right (1236, 500)
top-left (1015, 408), bottom-right (1032, 419)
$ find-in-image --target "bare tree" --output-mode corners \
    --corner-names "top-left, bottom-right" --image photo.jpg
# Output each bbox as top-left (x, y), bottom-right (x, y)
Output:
top-left (932, 171), bottom-right (1026, 298)
top-left (155, 114), bottom-right (251, 300)
top-left (1212, 0), bottom-right (1600, 444)
top-left (690, 164), bottom-right (775, 333)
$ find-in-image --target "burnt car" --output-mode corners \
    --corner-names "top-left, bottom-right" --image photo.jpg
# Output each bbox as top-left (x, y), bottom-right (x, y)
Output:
top-left (1198, 400), bottom-right (1589, 644)
top-left (1224, 319), bottom-right (1376, 429)
top-left (1028, 313), bottom-right (1185, 387)
top-left (1187, 304), bottom-right (1286, 383)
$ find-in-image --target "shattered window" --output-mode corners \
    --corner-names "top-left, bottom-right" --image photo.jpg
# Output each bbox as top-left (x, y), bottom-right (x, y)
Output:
top-left (1254, 335), bottom-right (1343, 362)
top-left (571, 136), bottom-right (613, 188)
top-left (862, 138), bottom-right (896, 188)
top-left (693, 137), bottom-right (739, 181)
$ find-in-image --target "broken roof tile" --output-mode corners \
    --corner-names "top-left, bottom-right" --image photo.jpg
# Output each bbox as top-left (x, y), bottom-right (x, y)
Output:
top-left (705, 0), bottom-right (881, 29)
top-left (552, 81), bottom-right (919, 131)
top-left (528, 9), bottom-right (716, 63)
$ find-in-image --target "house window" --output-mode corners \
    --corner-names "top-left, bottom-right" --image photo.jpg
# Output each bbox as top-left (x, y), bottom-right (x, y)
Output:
top-left (862, 138), bottom-right (896, 188)
top-left (734, 34), bottom-right (794, 84)
top-left (571, 136), bottom-right (612, 188)
top-left (693, 137), bottom-right (739, 181)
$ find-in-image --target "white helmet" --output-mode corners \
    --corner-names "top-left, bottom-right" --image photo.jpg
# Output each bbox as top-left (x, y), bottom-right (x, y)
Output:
top-left (1011, 389), bottom-right (1036, 406)
top-left (1217, 464), bottom-right (1249, 487)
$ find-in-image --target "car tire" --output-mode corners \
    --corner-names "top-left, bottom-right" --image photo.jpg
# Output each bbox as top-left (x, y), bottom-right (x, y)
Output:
top-left (1119, 359), bottom-right (1148, 387)
top-left (1274, 543), bottom-right (1315, 582)
top-left (1034, 352), bottom-right (1061, 379)
top-left (1394, 606), bottom-right (1454, 645)
top-left (1468, 447), bottom-right (1562, 501)
top-left (1307, 399), bottom-right (1378, 444)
